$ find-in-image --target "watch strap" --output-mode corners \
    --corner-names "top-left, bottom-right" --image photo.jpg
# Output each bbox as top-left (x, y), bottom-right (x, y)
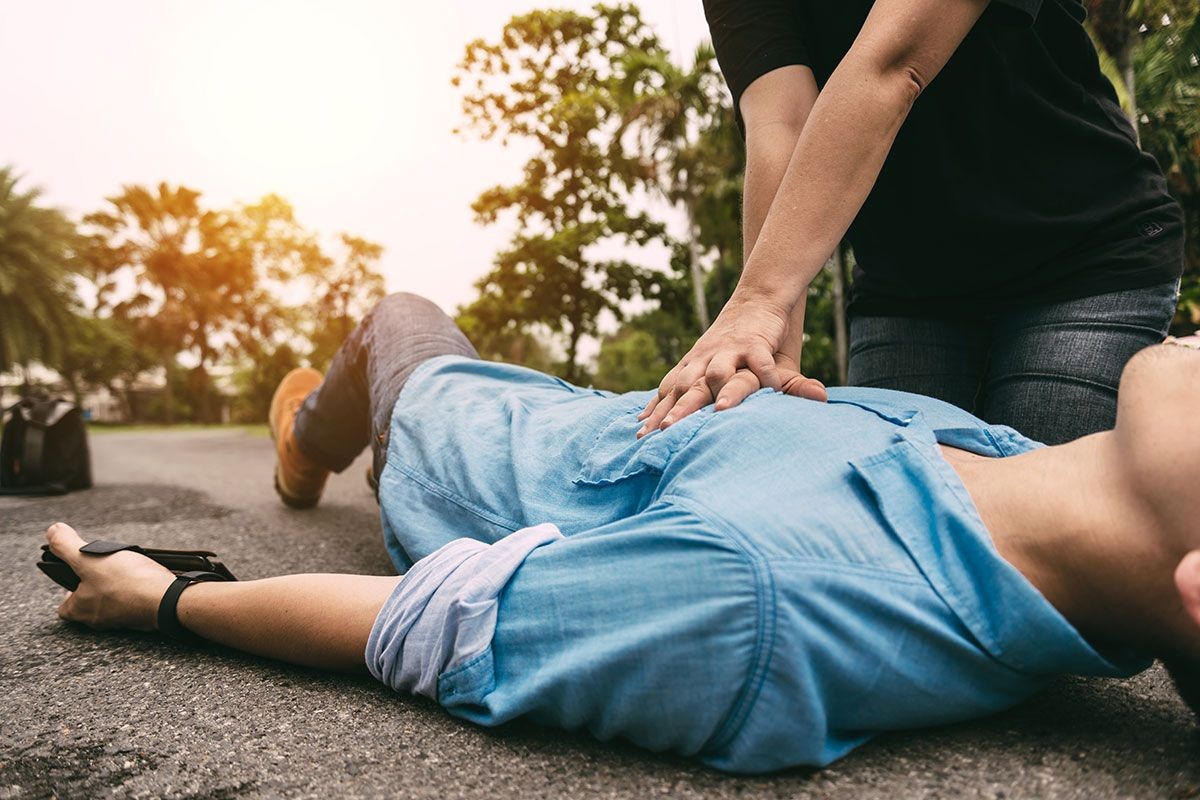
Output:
top-left (157, 570), bottom-right (226, 644)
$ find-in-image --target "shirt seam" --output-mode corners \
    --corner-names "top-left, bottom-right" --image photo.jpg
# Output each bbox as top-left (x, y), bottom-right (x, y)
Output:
top-left (386, 459), bottom-right (524, 533)
top-left (663, 494), bottom-right (776, 756)
top-left (763, 556), bottom-right (929, 586)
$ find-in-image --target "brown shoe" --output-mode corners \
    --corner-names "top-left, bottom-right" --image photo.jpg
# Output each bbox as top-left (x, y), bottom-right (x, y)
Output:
top-left (268, 368), bottom-right (329, 509)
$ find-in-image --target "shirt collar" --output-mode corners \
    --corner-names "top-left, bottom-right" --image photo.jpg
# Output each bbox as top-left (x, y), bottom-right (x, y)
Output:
top-left (849, 424), bottom-right (1150, 678)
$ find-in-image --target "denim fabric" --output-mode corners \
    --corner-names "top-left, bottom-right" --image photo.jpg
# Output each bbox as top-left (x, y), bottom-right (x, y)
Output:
top-left (369, 355), bottom-right (1151, 773)
top-left (366, 523), bottom-right (563, 699)
top-left (293, 293), bottom-right (478, 482)
top-left (847, 279), bottom-right (1180, 445)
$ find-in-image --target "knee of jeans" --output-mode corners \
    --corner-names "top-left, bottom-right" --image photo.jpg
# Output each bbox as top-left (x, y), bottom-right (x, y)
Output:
top-left (367, 292), bottom-right (441, 324)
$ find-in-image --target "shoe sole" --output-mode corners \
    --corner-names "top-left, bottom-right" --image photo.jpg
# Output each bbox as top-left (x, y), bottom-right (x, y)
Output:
top-left (274, 465), bottom-right (321, 510)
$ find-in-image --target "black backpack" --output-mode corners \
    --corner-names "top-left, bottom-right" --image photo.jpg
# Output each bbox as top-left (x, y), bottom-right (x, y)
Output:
top-left (0, 398), bottom-right (93, 496)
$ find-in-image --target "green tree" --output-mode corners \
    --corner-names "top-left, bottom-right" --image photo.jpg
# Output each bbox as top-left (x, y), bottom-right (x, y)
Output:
top-left (1087, 0), bottom-right (1197, 129)
top-left (82, 183), bottom-right (256, 422)
top-left (594, 327), bottom-right (667, 391)
top-left (228, 195), bottom-right (322, 375)
top-left (305, 234), bottom-right (386, 370)
top-left (1128, 11), bottom-right (1200, 332)
top-left (230, 340), bottom-right (301, 423)
top-left (55, 314), bottom-right (147, 414)
top-left (0, 167), bottom-right (78, 373)
top-left (612, 42), bottom-right (729, 330)
top-left (454, 306), bottom-right (558, 375)
top-left (454, 4), bottom-right (666, 382)
top-left (1089, 3), bottom-right (1200, 333)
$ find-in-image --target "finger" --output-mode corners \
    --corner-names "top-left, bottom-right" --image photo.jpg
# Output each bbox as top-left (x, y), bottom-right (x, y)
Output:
top-left (676, 358), bottom-right (712, 397)
top-left (783, 376), bottom-right (827, 402)
top-left (658, 364), bottom-right (684, 400)
top-left (661, 383), bottom-right (714, 429)
top-left (637, 392), bottom-right (660, 423)
top-left (746, 344), bottom-right (782, 391)
top-left (640, 365), bottom-right (682, 422)
top-left (703, 353), bottom-right (739, 401)
top-left (46, 522), bottom-right (86, 565)
top-left (798, 378), bottom-right (828, 402)
top-left (639, 391), bottom-right (679, 438)
top-left (715, 371), bottom-right (761, 411)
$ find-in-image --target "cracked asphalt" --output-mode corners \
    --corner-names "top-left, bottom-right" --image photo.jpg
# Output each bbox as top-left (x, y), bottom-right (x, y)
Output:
top-left (1, 429), bottom-right (1198, 799)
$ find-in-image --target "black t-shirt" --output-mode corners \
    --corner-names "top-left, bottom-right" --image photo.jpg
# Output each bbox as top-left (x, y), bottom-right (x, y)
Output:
top-left (703, 0), bottom-right (1184, 316)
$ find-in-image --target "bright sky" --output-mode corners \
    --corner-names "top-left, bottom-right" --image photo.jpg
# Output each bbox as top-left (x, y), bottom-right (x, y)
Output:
top-left (0, 1), bottom-right (712, 314)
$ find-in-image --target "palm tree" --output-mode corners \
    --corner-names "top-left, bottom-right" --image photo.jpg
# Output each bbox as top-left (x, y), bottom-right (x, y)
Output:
top-left (82, 183), bottom-right (256, 422)
top-left (0, 167), bottom-right (78, 374)
top-left (613, 43), bottom-right (728, 330)
top-left (1087, 0), bottom-right (1199, 132)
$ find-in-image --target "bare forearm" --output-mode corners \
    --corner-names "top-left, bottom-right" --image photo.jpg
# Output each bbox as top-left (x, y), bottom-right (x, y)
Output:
top-left (743, 121), bottom-right (805, 263)
top-left (177, 574), bottom-right (401, 672)
top-left (739, 64), bottom-right (917, 311)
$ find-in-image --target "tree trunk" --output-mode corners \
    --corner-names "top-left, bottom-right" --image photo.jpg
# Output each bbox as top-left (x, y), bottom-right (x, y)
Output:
top-left (162, 359), bottom-right (175, 425)
top-left (687, 219), bottom-right (711, 331)
top-left (108, 380), bottom-right (133, 423)
top-left (67, 374), bottom-right (83, 405)
top-left (831, 243), bottom-right (850, 386)
top-left (565, 327), bottom-right (581, 384)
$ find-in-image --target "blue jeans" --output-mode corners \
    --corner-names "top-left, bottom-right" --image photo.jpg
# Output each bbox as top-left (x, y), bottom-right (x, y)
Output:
top-left (292, 293), bottom-right (478, 481)
top-left (847, 280), bottom-right (1180, 445)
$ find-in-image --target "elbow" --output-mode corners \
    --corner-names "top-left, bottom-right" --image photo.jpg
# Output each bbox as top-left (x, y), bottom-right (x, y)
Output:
top-left (897, 63), bottom-right (927, 105)
top-left (879, 61), bottom-right (926, 112)
top-left (850, 39), bottom-right (930, 112)
top-left (846, 59), bottom-right (924, 118)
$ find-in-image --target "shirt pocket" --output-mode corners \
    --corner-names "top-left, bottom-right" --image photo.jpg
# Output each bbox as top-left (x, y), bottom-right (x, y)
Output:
top-left (572, 401), bottom-right (716, 487)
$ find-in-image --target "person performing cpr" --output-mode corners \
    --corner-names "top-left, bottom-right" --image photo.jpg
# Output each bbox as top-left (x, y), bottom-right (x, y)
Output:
top-left (638, 0), bottom-right (1184, 445)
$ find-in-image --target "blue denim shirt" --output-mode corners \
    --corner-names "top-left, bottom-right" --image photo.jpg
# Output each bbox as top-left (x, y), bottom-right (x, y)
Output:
top-left (366, 356), bottom-right (1150, 773)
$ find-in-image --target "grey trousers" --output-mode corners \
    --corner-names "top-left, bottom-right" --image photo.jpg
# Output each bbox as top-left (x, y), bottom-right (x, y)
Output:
top-left (292, 293), bottom-right (478, 481)
top-left (848, 279), bottom-right (1180, 444)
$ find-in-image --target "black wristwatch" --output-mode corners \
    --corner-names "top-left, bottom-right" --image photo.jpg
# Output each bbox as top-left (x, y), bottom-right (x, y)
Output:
top-left (157, 570), bottom-right (227, 644)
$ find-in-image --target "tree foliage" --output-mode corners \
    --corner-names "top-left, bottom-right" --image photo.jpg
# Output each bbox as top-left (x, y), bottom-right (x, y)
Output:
top-left (611, 41), bottom-right (731, 329)
top-left (453, 4), bottom-right (668, 382)
top-left (1088, 1), bottom-right (1200, 332)
top-left (66, 185), bottom-right (385, 422)
top-left (306, 234), bottom-right (386, 370)
top-left (0, 167), bottom-right (78, 372)
top-left (81, 183), bottom-right (258, 421)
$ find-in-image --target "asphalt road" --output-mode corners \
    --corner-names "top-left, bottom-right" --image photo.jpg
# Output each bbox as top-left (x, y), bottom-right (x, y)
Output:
top-left (1, 428), bottom-right (1198, 799)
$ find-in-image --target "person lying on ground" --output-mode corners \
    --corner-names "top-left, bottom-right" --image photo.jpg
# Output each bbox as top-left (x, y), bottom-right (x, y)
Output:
top-left (44, 293), bottom-right (1200, 774)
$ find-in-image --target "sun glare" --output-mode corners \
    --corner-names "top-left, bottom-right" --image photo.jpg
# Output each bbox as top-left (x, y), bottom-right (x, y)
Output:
top-left (161, 3), bottom-right (415, 197)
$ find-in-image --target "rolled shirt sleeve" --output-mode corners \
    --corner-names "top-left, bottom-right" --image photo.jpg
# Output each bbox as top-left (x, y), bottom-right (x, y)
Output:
top-left (365, 523), bottom-right (564, 698)
top-left (702, 0), bottom-right (809, 133)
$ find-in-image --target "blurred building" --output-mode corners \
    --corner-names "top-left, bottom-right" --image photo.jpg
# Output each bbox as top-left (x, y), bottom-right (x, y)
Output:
top-left (1, 366), bottom-right (236, 424)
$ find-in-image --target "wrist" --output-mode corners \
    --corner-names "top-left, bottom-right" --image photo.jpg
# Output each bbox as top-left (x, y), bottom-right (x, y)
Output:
top-left (156, 571), bottom-right (228, 641)
top-left (138, 574), bottom-right (177, 632)
top-left (729, 284), bottom-right (793, 322)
